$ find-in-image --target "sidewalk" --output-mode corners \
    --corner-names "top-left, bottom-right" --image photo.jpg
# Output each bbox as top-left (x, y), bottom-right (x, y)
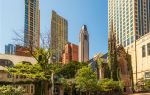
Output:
top-left (129, 93), bottom-right (150, 95)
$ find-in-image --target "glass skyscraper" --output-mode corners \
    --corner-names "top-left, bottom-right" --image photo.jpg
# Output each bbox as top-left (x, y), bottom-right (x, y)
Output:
top-left (5, 44), bottom-right (16, 55)
top-left (108, 0), bottom-right (150, 47)
top-left (24, 0), bottom-right (40, 48)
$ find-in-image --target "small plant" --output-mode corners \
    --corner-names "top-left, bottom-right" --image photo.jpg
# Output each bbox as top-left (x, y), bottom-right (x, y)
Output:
top-left (0, 85), bottom-right (25, 95)
top-left (143, 79), bottom-right (150, 92)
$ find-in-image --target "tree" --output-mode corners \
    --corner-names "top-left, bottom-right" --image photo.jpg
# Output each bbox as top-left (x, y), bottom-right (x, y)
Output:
top-left (97, 78), bottom-right (123, 93)
top-left (75, 66), bottom-right (98, 95)
top-left (97, 58), bottom-right (111, 79)
top-left (126, 51), bottom-right (134, 91)
top-left (7, 63), bottom-right (47, 80)
top-left (0, 85), bottom-right (25, 95)
top-left (60, 78), bottom-right (75, 95)
top-left (9, 30), bottom-right (62, 95)
top-left (7, 61), bottom-right (62, 95)
top-left (7, 62), bottom-right (51, 95)
top-left (58, 61), bottom-right (87, 79)
top-left (143, 79), bottom-right (150, 91)
top-left (58, 61), bottom-right (87, 95)
top-left (108, 22), bottom-right (119, 81)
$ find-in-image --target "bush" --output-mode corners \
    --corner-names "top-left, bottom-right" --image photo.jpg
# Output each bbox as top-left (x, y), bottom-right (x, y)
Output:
top-left (97, 78), bottom-right (124, 93)
top-left (143, 80), bottom-right (150, 92)
top-left (0, 85), bottom-right (25, 95)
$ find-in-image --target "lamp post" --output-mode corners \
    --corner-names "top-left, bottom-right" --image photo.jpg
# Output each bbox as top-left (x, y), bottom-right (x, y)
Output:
top-left (134, 37), bottom-right (137, 86)
top-left (134, 34), bottom-right (140, 89)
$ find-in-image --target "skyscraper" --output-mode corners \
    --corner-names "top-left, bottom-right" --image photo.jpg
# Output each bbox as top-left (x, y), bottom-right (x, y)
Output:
top-left (108, 0), bottom-right (150, 85)
top-left (24, 0), bottom-right (40, 48)
top-left (108, 0), bottom-right (149, 47)
top-left (79, 25), bottom-right (89, 62)
top-left (5, 44), bottom-right (16, 55)
top-left (50, 10), bottom-right (68, 62)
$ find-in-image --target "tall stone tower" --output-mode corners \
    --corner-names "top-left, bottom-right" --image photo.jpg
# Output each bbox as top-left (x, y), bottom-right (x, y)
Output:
top-left (79, 25), bottom-right (89, 62)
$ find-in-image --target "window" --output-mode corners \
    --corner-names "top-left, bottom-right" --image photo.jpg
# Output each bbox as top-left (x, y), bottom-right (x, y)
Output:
top-left (31, 85), bottom-right (34, 93)
top-left (127, 38), bottom-right (130, 45)
top-left (131, 36), bottom-right (134, 43)
top-left (147, 43), bottom-right (150, 55)
top-left (124, 41), bottom-right (126, 47)
top-left (84, 35), bottom-right (88, 40)
top-left (142, 45), bottom-right (146, 57)
top-left (0, 59), bottom-right (14, 67)
top-left (7, 73), bottom-right (12, 78)
top-left (145, 72), bottom-right (150, 78)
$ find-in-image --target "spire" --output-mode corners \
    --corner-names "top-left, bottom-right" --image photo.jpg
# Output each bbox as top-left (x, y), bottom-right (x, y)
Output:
top-left (81, 25), bottom-right (87, 31)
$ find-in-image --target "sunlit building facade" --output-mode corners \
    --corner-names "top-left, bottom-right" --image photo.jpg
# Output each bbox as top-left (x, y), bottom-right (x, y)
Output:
top-left (50, 10), bottom-right (68, 62)
top-left (0, 54), bottom-right (36, 95)
top-left (108, 0), bottom-right (150, 84)
top-left (24, 0), bottom-right (40, 48)
top-left (62, 42), bottom-right (78, 64)
top-left (79, 25), bottom-right (89, 62)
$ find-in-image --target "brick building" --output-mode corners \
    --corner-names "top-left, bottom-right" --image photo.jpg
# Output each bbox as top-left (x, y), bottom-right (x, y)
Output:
top-left (62, 43), bottom-right (78, 64)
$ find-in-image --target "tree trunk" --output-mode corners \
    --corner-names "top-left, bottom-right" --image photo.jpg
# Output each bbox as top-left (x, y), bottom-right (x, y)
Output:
top-left (44, 81), bottom-right (49, 95)
top-left (80, 91), bottom-right (82, 95)
top-left (89, 92), bottom-right (91, 95)
top-left (51, 72), bottom-right (54, 95)
top-left (70, 87), bottom-right (72, 95)
top-left (86, 92), bottom-right (88, 95)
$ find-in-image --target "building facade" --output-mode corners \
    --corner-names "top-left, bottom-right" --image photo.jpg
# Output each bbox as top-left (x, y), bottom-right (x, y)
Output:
top-left (62, 43), bottom-right (78, 64)
top-left (0, 54), bottom-right (37, 95)
top-left (5, 44), bottom-right (16, 55)
top-left (24, 0), bottom-right (40, 48)
top-left (15, 45), bottom-right (31, 57)
top-left (108, 0), bottom-right (150, 85)
top-left (5, 44), bottom-right (31, 57)
top-left (50, 10), bottom-right (68, 62)
top-left (108, 0), bottom-right (149, 47)
top-left (127, 33), bottom-right (150, 85)
top-left (0, 54), bottom-right (65, 95)
top-left (79, 25), bottom-right (89, 62)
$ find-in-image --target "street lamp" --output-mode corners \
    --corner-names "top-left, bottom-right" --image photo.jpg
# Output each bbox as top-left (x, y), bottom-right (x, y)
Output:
top-left (134, 34), bottom-right (140, 88)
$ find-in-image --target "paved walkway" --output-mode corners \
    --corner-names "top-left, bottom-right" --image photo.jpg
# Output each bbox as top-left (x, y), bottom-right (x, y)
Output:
top-left (129, 93), bottom-right (150, 95)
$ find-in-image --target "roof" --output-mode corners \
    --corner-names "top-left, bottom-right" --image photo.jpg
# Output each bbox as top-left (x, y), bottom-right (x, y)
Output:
top-left (101, 53), bottom-right (108, 59)
top-left (0, 54), bottom-right (37, 65)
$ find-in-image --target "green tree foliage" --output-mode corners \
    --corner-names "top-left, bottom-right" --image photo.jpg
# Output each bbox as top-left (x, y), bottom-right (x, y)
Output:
top-left (7, 48), bottom-right (62, 95)
top-left (97, 58), bottom-right (111, 79)
top-left (126, 52), bottom-right (134, 91)
top-left (108, 23), bottom-right (119, 81)
top-left (143, 80), bottom-right (150, 91)
top-left (58, 61), bottom-right (87, 79)
top-left (97, 78), bottom-right (124, 92)
top-left (60, 78), bottom-right (75, 95)
top-left (0, 85), bottom-right (25, 95)
top-left (75, 66), bottom-right (98, 93)
top-left (7, 63), bottom-right (48, 80)
top-left (58, 61), bottom-right (87, 95)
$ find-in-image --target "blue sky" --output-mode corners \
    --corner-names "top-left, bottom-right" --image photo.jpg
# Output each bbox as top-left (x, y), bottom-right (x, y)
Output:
top-left (0, 0), bottom-right (108, 58)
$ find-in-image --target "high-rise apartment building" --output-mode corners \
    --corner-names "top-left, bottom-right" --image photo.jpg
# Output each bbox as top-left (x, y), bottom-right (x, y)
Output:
top-left (79, 25), bottom-right (89, 62)
top-left (5, 44), bottom-right (16, 55)
top-left (62, 43), bottom-right (78, 64)
top-left (108, 0), bottom-right (149, 47)
top-left (24, 0), bottom-right (40, 48)
top-left (50, 10), bottom-right (68, 62)
top-left (108, 0), bottom-right (150, 85)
